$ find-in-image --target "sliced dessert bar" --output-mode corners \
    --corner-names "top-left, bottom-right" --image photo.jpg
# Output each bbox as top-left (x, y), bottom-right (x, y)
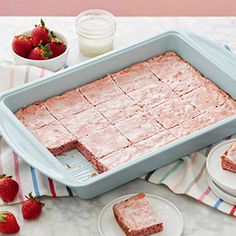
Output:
top-left (76, 126), bottom-right (130, 165)
top-left (203, 105), bottom-right (235, 124)
top-left (80, 75), bottom-right (123, 105)
top-left (147, 97), bottom-right (199, 129)
top-left (221, 142), bottom-right (236, 173)
top-left (61, 107), bottom-right (109, 138)
top-left (161, 65), bottom-right (205, 96)
top-left (182, 85), bottom-right (227, 113)
top-left (45, 88), bottom-right (91, 120)
top-left (169, 105), bottom-right (234, 139)
top-left (32, 121), bottom-right (77, 155)
top-left (15, 102), bottom-right (55, 129)
top-left (111, 62), bottom-right (159, 93)
top-left (113, 193), bottom-right (163, 236)
top-left (127, 82), bottom-right (177, 110)
top-left (169, 115), bottom-right (211, 139)
top-left (146, 51), bottom-right (188, 81)
top-left (135, 131), bottom-right (176, 154)
top-left (115, 112), bottom-right (163, 143)
top-left (96, 146), bottom-right (142, 173)
top-left (96, 94), bottom-right (142, 124)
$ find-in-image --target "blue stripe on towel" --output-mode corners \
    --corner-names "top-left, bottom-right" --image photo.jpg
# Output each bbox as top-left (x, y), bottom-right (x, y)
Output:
top-left (30, 166), bottom-right (40, 197)
top-left (214, 198), bottom-right (224, 209)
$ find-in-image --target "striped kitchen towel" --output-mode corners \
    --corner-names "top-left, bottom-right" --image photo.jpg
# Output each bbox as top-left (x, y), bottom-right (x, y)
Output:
top-left (0, 61), bottom-right (236, 217)
top-left (143, 136), bottom-right (236, 216)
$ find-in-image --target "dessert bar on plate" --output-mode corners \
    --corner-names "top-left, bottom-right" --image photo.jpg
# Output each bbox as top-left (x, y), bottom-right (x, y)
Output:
top-left (15, 51), bottom-right (236, 174)
top-left (113, 193), bottom-right (163, 236)
top-left (221, 141), bottom-right (236, 173)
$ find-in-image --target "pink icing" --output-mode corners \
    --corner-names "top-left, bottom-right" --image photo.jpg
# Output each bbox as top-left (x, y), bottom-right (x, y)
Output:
top-left (147, 97), bottom-right (199, 129)
top-left (115, 112), bottom-right (163, 143)
top-left (61, 107), bottom-right (109, 138)
top-left (128, 82), bottom-right (177, 110)
top-left (80, 75), bottom-right (123, 105)
top-left (45, 88), bottom-right (91, 120)
top-left (96, 94), bottom-right (142, 124)
top-left (77, 126), bottom-right (130, 159)
top-left (112, 62), bottom-right (159, 93)
top-left (114, 193), bottom-right (162, 230)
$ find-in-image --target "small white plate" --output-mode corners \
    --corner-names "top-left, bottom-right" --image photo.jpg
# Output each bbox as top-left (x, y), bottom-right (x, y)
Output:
top-left (207, 174), bottom-right (236, 205)
top-left (206, 139), bottom-right (236, 196)
top-left (98, 193), bottom-right (184, 236)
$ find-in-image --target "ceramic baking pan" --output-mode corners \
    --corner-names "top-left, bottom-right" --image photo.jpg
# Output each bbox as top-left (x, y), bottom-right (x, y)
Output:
top-left (1, 30), bottom-right (236, 199)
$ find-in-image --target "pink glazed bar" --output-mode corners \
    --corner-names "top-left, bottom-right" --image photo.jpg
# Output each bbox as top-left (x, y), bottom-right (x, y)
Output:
top-left (113, 193), bottom-right (163, 236)
top-left (15, 52), bottom-right (236, 173)
top-left (221, 142), bottom-right (236, 173)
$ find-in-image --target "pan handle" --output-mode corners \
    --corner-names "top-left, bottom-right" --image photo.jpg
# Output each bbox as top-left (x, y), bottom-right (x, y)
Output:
top-left (0, 112), bottom-right (80, 188)
top-left (180, 30), bottom-right (236, 75)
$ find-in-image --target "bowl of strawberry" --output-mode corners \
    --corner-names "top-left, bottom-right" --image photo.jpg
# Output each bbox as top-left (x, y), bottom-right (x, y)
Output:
top-left (12, 19), bottom-right (69, 72)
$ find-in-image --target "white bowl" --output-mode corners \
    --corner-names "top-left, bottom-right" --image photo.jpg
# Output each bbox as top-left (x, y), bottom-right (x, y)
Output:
top-left (11, 30), bottom-right (70, 72)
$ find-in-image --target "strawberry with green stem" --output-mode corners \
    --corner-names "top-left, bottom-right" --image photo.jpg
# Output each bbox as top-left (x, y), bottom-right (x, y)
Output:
top-left (0, 211), bottom-right (20, 234)
top-left (31, 19), bottom-right (49, 46)
top-left (48, 31), bottom-right (66, 58)
top-left (22, 192), bottom-right (44, 220)
top-left (48, 37), bottom-right (66, 58)
top-left (27, 43), bottom-right (52, 60)
top-left (12, 35), bottom-right (33, 57)
top-left (0, 174), bottom-right (19, 203)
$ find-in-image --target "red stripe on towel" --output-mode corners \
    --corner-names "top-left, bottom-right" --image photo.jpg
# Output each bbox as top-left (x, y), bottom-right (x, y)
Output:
top-left (48, 178), bottom-right (57, 197)
top-left (230, 205), bottom-right (236, 216)
top-left (12, 152), bottom-right (24, 202)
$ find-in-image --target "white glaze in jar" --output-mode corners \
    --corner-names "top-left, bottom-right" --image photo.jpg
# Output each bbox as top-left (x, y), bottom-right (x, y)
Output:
top-left (76, 9), bottom-right (116, 57)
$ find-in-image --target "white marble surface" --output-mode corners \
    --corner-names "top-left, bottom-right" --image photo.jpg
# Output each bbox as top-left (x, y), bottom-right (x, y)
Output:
top-left (1, 17), bottom-right (236, 235)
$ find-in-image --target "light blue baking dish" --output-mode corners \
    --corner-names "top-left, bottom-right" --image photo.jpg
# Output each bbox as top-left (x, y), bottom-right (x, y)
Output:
top-left (1, 30), bottom-right (236, 199)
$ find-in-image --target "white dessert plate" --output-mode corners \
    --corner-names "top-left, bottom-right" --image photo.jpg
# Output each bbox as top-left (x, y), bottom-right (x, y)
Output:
top-left (206, 139), bottom-right (236, 196)
top-left (207, 175), bottom-right (236, 205)
top-left (98, 193), bottom-right (184, 236)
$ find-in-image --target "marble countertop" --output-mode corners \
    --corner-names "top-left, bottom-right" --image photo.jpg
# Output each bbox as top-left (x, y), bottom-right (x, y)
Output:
top-left (1, 16), bottom-right (236, 236)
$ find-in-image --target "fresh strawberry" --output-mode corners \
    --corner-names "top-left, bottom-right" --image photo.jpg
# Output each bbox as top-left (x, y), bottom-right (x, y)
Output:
top-left (27, 44), bottom-right (52, 60)
top-left (12, 35), bottom-right (33, 57)
top-left (22, 192), bottom-right (44, 220)
top-left (0, 211), bottom-right (20, 234)
top-left (31, 19), bottom-right (49, 46)
top-left (48, 37), bottom-right (66, 58)
top-left (0, 175), bottom-right (19, 203)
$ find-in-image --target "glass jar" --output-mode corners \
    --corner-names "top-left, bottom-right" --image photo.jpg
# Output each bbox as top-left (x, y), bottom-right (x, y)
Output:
top-left (76, 9), bottom-right (116, 57)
